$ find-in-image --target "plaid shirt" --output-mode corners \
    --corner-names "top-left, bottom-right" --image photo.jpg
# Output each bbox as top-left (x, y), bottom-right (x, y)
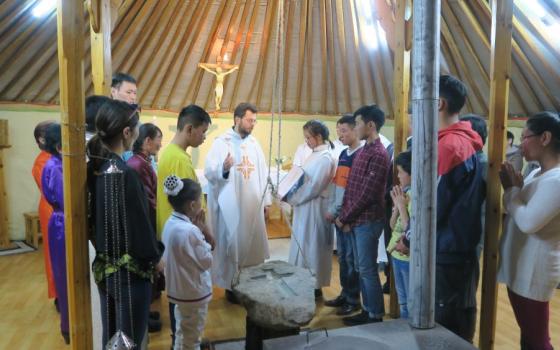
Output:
top-left (339, 137), bottom-right (390, 226)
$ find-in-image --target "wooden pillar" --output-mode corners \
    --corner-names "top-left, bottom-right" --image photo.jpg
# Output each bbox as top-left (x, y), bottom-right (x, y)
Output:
top-left (479, 0), bottom-right (513, 349)
top-left (89, 0), bottom-right (112, 95)
top-left (56, 1), bottom-right (93, 348)
top-left (0, 120), bottom-right (10, 249)
top-left (408, 0), bottom-right (440, 329)
top-left (390, 0), bottom-right (411, 319)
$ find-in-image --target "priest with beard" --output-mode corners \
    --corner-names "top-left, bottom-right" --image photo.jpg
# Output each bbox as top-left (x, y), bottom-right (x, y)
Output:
top-left (205, 103), bottom-right (271, 303)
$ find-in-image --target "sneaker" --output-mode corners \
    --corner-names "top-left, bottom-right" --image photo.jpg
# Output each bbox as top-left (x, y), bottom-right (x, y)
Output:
top-left (336, 303), bottom-right (361, 316)
top-left (148, 318), bottom-right (162, 333)
top-left (149, 311), bottom-right (160, 320)
top-left (324, 295), bottom-right (345, 307)
top-left (342, 310), bottom-right (382, 326)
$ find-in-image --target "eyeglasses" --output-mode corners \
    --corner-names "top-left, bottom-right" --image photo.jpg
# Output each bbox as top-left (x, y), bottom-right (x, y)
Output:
top-left (520, 133), bottom-right (540, 142)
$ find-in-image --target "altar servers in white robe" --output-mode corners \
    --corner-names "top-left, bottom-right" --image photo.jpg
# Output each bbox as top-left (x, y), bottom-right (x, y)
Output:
top-left (287, 120), bottom-right (336, 289)
top-left (205, 103), bottom-right (271, 290)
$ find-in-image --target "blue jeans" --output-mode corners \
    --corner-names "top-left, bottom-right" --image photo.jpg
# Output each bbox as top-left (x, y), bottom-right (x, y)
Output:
top-left (350, 220), bottom-right (385, 318)
top-left (336, 226), bottom-right (360, 305)
top-left (392, 258), bottom-right (409, 319)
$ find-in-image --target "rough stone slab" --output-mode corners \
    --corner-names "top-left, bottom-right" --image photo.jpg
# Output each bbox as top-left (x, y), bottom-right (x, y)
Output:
top-left (263, 319), bottom-right (477, 350)
top-left (232, 260), bottom-right (316, 330)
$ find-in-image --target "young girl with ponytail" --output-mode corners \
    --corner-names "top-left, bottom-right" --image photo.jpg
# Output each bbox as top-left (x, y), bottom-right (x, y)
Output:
top-left (285, 120), bottom-right (336, 298)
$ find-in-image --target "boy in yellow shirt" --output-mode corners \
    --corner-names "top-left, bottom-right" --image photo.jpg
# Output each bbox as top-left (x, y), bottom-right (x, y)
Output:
top-left (156, 104), bottom-right (214, 344)
top-left (157, 105), bottom-right (212, 238)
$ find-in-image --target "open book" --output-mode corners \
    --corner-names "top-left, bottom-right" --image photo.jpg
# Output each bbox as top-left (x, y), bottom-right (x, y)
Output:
top-left (276, 166), bottom-right (305, 201)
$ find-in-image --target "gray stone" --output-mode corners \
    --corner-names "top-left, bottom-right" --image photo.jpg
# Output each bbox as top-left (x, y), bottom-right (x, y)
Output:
top-left (263, 319), bottom-right (477, 350)
top-left (232, 260), bottom-right (316, 330)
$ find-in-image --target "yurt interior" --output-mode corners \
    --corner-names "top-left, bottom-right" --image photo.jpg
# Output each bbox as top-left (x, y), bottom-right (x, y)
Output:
top-left (0, 0), bottom-right (559, 349)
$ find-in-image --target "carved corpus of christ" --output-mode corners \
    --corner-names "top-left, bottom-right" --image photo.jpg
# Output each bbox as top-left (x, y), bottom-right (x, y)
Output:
top-left (198, 56), bottom-right (239, 111)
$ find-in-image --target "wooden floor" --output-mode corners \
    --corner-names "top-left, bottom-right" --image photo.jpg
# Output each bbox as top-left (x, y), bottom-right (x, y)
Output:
top-left (266, 218), bottom-right (291, 239)
top-left (1, 243), bottom-right (559, 350)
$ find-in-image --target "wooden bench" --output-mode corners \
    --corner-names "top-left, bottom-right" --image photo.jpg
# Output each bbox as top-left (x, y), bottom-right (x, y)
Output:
top-left (23, 212), bottom-right (41, 249)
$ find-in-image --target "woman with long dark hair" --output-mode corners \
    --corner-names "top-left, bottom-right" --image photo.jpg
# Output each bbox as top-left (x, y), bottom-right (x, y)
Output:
top-left (87, 99), bottom-right (162, 347)
top-left (498, 111), bottom-right (560, 350)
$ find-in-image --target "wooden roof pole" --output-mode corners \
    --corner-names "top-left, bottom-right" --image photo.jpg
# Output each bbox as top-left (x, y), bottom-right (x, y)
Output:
top-left (409, 0), bottom-right (440, 329)
top-left (325, 0), bottom-right (339, 115)
top-left (118, 1), bottom-right (169, 75)
top-left (185, 1), bottom-right (229, 107)
top-left (222, 0), bottom-right (252, 108)
top-left (392, 0), bottom-right (410, 154)
top-left (228, 0), bottom-right (260, 111)
top-left (56, 0), bottom-right (92, 348)
top-left (439, 35), bottom-right (475, 113)
top-left (335, 0), bottom-right (352, 113)
top-left (204, 0), bottom-right (242, 110)
top-left (352, 0), bottom-right (378, 110)
top-left (148, 2), bottom-right (201, 107)
top-left (155, 2), bottom-right (203, 109)
top-left (319, 0), bottom-right (328, 114)
top-left (457, 0), bottom-right (529, 116)
top-left (440, 17), bottom-right (486, 114)
top-left (479, 1), bottom-right (513, 349)
top-left (89, 0), bottom-right (113, 95)
top-left (347, 0), bottom-right (365, 108)
top-left (390, 0), bottom-right (410, 319)
top-left (295, 0), bottom-right (308, 112)
top-left (466, 0), bottom-right (537, 116)
top-left (281, 0), bottom-right (295, 111)
top-left (305, 0), bottom-right (313, 113)
top-left (253, 0), bottom-right (279, 110)
top-left (375, 26), bottom-right (395, 118)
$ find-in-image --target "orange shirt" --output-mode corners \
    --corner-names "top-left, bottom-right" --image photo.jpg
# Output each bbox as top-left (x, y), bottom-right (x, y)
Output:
top-left (32, 150), bottom-right (57, 298)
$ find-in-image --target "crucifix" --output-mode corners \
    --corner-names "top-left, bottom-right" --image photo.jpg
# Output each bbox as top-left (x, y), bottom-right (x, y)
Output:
top-left (198, 55), bottom-right (239, 111)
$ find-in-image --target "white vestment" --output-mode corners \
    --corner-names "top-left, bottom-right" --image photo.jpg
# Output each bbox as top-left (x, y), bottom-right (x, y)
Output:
top-left (287, 145), bottom-right (336, 288)
top-left (205, 129), bottom-right (271, 289)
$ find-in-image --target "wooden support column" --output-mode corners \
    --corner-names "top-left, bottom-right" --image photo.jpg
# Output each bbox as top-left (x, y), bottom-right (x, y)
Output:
top-left (408, 0), bottom-right (440, 329)
top-left (392, 2), bottom-right (411, 182)
top-left (89, 0), bottom-right (112, 95)
top-left (56, 1), bottom-right (92, 348)
top-left (479, 0), bottom-right (513, 349)
top-left (390, 0), bottom-right (411, 319)
top-left (0, 120), bottom-right (11, 249)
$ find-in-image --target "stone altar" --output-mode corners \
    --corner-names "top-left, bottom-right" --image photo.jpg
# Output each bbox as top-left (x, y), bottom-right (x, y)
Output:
top-left (232, 260), bottom-right (316, 350)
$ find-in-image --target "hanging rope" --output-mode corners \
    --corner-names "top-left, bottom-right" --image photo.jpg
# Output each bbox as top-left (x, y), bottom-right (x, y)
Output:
top-left (233, 2), bottom-right (315, 281)
top-left (275, 0), bottom-right (285, 190)
top-left (269, 2), bottom-right (314, 277)
top-left (266, 0), bottom-right (283, 195)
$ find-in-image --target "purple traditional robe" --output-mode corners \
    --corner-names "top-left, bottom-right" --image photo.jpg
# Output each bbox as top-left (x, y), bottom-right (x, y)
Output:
top-left (41, 155), bottom-right (68, 334)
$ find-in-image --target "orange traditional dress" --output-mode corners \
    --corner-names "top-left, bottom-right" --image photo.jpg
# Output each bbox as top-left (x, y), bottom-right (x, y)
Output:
top-left (32, 150), bottom-right (57, 299)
